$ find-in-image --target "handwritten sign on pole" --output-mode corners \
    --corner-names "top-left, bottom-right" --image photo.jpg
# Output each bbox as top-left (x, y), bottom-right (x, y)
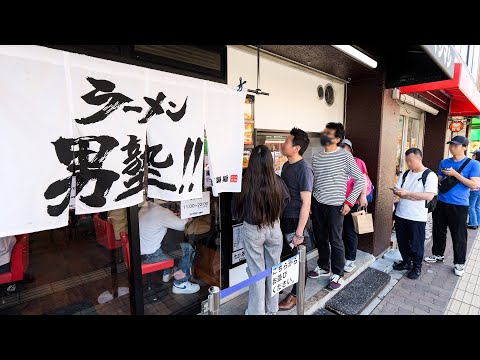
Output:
top-left (271, 254), bottom-right (299, 297)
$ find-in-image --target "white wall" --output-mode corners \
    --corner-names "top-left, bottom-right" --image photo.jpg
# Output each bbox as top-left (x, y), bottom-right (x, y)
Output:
top-left (227, 46), bottom-right (345, 132)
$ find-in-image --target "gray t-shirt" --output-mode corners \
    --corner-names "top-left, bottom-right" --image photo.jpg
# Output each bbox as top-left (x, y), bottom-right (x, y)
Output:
top-left (281, 159), bottom-right (314, 218)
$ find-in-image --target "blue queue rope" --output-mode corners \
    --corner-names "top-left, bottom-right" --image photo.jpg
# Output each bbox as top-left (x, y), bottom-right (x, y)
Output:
top-left (219, 254), bottom-right (298, 299)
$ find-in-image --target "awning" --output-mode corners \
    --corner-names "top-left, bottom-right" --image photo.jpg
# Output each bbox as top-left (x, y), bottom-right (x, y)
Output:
top-left (399, 62), bottom-right (480, 117)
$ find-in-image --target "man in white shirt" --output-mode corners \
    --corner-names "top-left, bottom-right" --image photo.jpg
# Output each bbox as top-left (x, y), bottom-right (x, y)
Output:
top-left (0, 236), bottom-right (17, 274)
top-left (391, 148), bottom-right (438, 280)
top-left (139, 200), bottom-right (199, 294)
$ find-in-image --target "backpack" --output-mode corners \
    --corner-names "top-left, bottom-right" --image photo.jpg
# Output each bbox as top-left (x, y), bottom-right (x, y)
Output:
top-left (401, 168), bottom-right (437, 213)
top-left (366, 184), bottom-right (374, 203)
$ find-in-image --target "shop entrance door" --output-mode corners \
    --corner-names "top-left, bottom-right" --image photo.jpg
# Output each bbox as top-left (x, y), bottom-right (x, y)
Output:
top-left (396, 106), bottom-right (425, 178)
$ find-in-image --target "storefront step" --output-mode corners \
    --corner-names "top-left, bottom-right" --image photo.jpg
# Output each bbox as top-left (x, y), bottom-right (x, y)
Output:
top-left (217, 250), bottom-right (375, 315)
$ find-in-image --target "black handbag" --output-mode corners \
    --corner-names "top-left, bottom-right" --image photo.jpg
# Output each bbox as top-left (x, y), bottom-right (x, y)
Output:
top-left (438, 158), bottom-right (471, 194)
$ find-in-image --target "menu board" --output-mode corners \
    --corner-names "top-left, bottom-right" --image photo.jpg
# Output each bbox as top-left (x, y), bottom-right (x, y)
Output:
top-left (273, 151), bottom-right (288, 176)
top-left (244, 122), bottom-right (253, 146)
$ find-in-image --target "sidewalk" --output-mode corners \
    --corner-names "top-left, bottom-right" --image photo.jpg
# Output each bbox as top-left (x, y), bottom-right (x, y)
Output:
top-left (371, 229), bottom-right (478, 315)
top-left (218, 250), bottom-right (375, 315)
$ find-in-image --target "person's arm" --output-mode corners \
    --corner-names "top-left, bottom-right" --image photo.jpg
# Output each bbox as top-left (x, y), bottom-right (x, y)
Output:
top-left (394, 172), bottom-right (437, 201)
top-left (357, 174), bottom-right (369, 207)
top-left (394, 189), bottom-right (435, 201)
top-left (442, 167), bottom-right (480, 189)
top-left (343, 155), bottom-right (365, 215)
top-left (293, 191), bottom-right (311, 246)
top-left (159, 208), bottom-right (189, 231)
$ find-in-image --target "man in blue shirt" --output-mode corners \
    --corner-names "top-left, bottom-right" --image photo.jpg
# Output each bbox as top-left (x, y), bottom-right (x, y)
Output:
top-left (425, 136), bottom-right (480, 276)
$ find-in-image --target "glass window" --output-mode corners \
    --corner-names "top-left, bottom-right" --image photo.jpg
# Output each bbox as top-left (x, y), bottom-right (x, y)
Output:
top-left (395, 116), bottom-right (405, 177)
top-left (138, 135), bottom-right (221, 315)
top-left (0, 208), bottom-right (132, 315)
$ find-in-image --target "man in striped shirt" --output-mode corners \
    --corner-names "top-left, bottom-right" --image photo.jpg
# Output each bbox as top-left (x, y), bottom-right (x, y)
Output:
top-left (307, 122), bottom-right (365, 290)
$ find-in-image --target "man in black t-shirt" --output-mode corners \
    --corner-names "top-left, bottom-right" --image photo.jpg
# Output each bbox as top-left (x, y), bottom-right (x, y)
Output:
top-left (278, 128), bottom-right (314, 311)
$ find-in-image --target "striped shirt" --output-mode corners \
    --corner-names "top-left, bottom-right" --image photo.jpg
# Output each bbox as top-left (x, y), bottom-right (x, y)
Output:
top-left (312, 147), bottom-right (365, 207)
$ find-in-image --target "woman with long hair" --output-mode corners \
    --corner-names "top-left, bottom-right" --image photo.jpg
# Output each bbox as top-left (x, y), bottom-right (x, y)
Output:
top-left (232, 145), bottom-right (289, 315)
top-left (468, 150), bottom-right (480, 229)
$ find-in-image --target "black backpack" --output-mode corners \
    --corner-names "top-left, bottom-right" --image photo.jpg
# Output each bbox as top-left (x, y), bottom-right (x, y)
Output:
top-left (401, 168), bottom-right (437, 213)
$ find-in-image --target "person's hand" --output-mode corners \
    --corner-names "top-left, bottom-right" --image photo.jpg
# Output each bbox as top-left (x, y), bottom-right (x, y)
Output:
top-left (341, 203), bottom-right (351, 216)
top-left (441, 167), bottom-right (458, 178)
top-left (393, 195), bottom-right (400, 204)
top-left (293, 234), bottom-right (304, 246)
top-left (358, 194), bottom-right (368, 207)
top-left (393, 188), bottom-right (409, 198)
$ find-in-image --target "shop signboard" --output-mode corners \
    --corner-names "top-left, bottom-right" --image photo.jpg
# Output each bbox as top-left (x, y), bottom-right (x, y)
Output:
top-left (271, 254), bottom-right (299, 296)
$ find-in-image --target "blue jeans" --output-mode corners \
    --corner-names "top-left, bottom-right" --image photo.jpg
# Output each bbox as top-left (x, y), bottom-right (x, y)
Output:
top-left (468, 190), bottom-right (480, 226)
top-left (143, 243), bottom-right (193, 284)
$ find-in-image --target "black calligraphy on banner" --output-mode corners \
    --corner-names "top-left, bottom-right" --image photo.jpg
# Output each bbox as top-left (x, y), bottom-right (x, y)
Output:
top-left (44, 135), bottom-right (120, 216)
top-left (147, 143), bottom-right (176, 192)
top-left (75, 78), bottom-right (134, 125)
top-left (139, 92), bottom-right (188, 124)
top-left (115, 135), bottom-right (145, 202)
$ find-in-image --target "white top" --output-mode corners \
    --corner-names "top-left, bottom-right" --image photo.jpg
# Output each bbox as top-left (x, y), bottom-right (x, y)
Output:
top-left (138, 202), bottom-right (188, 255)
top-left (395, 169), bottom-right (438, 222)
top-left (0, 236), bottom-right (17, 266)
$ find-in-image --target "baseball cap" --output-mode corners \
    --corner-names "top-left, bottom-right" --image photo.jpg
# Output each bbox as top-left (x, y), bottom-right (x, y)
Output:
top-left (341, 138), bottom-right (353, 150)
top-left (471, 149), bottom-right (480, 154)
top-left (447, 135), bottom-right (469, 146)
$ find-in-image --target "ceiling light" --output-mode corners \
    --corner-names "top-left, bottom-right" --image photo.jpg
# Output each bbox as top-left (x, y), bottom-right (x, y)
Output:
top-left (332, 45), bottom-right (378, 69)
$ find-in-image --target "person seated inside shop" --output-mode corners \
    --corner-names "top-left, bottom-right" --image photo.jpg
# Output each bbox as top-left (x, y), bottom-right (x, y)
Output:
top-left (0, 235), bottom-right (16, 274)
top-left (138, 198), bottom-right (200, 295)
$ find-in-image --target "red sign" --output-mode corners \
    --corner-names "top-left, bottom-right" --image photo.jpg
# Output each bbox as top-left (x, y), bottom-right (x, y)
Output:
top-left (449, 121), bottom-right (464, 132)
top-left (230, 175), bottom-right (238, 183)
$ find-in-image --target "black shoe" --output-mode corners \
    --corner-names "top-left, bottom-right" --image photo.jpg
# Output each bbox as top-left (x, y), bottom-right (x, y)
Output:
top-left (407, 268), bottom-right (421, 280)
top-left (467, 226), bottom-right (478, 230)
top-left (393, 261), bottom-right (412, 271)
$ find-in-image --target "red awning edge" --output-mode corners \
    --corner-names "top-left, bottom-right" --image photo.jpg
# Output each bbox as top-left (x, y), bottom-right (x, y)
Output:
top-left (400, 63), bottom-right (480, 117)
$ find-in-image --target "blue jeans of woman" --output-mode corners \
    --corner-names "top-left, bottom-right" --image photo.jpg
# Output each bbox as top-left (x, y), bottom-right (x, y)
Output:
top-left (468, 190), bottom-right (480, 227)
top-left (143, 243), bottom-right (193, 284)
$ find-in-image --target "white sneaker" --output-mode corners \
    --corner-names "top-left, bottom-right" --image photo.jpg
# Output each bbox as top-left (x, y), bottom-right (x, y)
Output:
top-left (328, 274), bottom-right (344, 291)
top-left (424, 255), bottom-right (445, 263)
top-left (454, 264), bottom-right (465, 276)
top-left (344, 260), bottom-right (356, 273)
top-left (162, 267), bottom-right (177, 283)
top-left (172, 281), bottom-right (200, 294)
top-left (308, 266), bottom-right (330, 279)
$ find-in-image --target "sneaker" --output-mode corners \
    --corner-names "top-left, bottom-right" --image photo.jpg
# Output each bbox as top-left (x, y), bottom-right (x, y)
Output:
top-left (467, 225), bottom-right (478, 230)
top-left (407, 268), bottom-right (421, 280)
top-left (393, 261), bottom-right (413, 271)
top-left (162, 267), bottom-right (177, 283)
top-left (424, 255), bottom-right (445, 263)
top-left (328, 274), bottom-right (344, 291)
top-left (454, 264), bottom-right (465, 276)
top-left (344, 260), bottom-right (356, 273)
top-left (279, 293), bottom-right (296, 311)
top-left (245, 309), bottom-right (249, 315)
top-left (172, 281), bottom-right (200, 294)
top-left (308, 266), bottom-right (330, 279)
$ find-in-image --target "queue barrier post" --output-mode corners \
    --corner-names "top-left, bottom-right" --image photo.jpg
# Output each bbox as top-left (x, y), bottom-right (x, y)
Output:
top-left (296, 245), bottom-right (306, 315)
top-left (208, 286), bottom-right (220, 315)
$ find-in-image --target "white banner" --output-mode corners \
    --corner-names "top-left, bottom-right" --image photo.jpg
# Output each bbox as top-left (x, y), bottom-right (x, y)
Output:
top-left (205, 83), bottom-right (245, 196)
top-left (68, 53), bottom-right (147, 214)
top-left (0, 45), bottom-right (246, 237)
top-left (0, 46), bottom-right (72, 237)
top-left (146, 71), bottom-right (204, 201)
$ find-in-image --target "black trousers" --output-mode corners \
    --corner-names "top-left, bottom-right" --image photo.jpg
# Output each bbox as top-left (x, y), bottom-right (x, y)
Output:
top-left (311, 199), bottom-right (345, 276)
top-left (342, 204), bottom-right (359, 261)
top-left (394, 216), bottom-right (425, 270)
top-left (432, 200), bottom-right (469, 264)
top-left (280, 217), bottom-right (307, 296)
